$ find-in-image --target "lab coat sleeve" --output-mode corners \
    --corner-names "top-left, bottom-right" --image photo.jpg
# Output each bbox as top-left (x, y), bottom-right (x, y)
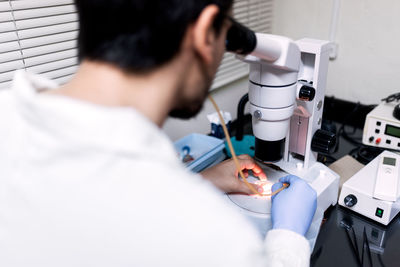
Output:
top-left (264, 229), bottom-right (310, 267)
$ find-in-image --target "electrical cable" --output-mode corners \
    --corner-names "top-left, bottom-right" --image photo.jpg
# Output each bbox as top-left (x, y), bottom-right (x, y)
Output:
top-left (350, 145), bottom-right (385, 165)
top-left (235, 93), bottom-right (249, 141)
top-left (335, 102), bottom-right (376, 149)
top-left (336, 102), bottom-right (363, 149)
top-left (208, 95), bottom-right (289, 196)
top-left (382, 92), bottom-right (400, 103)
top-left (332, 101), bottom-right (383, 165)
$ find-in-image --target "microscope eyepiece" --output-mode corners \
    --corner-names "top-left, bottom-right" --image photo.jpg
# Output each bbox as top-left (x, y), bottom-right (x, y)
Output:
top-left (225, 17), bottom-right (257, 55)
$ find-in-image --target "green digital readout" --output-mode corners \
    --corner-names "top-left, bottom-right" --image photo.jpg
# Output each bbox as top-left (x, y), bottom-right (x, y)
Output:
top-left (383, 157), bottom-right (396, 166)
top-left (385, 124), bottom-right (400, 138)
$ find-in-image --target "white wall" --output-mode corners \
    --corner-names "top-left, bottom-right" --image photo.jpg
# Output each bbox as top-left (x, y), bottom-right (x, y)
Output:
top-left (163, 77), bottom-right (248, 141)
top-left (164, 0), bottom-right (400, 140)
top-left (272, 0), bottom-right (400, 105)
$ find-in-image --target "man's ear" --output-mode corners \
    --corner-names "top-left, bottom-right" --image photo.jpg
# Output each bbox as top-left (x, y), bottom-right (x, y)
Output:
top-left (192, 4), bottom-right (221, 65)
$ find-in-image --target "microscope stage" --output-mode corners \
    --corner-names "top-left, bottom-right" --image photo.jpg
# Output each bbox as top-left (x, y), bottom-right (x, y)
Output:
top-left (227, 165), bottom-right (286, 214)
top-left (224, 161), bottom-right (338, 249)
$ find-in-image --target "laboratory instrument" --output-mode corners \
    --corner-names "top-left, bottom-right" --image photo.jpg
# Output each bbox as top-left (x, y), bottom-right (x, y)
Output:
top-left (224, 19), bottom-right (340, 248)
top-left (374, 155), bottom-right (399, 202)
top-left (363, 101), bottom-right (400, 150)
top-left (339, 150), bottom-right (400, 225)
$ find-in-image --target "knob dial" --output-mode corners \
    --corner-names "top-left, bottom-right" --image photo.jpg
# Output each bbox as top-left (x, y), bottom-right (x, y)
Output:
top-left (311, 129), bottom-right (337, 154)
top-left (393, 104), bottom-right (400, 120)
top-left (299, 85), bottom-right (316, 101)
top-left (344, 194), bottom-right (358, 207)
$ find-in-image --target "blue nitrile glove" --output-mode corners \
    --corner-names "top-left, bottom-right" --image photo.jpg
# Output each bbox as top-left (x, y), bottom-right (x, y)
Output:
top-left (271, 175), bottom-right (317, 236)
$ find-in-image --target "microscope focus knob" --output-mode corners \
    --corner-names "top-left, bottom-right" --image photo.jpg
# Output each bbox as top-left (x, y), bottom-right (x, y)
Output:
top-left (298, 85), bottom-right (316, 101)
top-left (311, 129), bottom-right (337, 154)
top-left (344, 194), bottom-right (358, 207)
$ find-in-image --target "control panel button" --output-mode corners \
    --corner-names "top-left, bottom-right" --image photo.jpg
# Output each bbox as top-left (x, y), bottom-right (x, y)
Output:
top-left (386, 139), bottom-right (391, 144)
top-left (376, 208), bottom-right (384, 218)
top-left (384, 167), bottom-right (393, 174)
top-left (376, 138), bottom-right (382, 145)
top-left (375, 129), bottom-right (380, 134)
top-left (377, 121), bottom-right (382, 126)
top-left (369, 136), bottom-right (374, 143)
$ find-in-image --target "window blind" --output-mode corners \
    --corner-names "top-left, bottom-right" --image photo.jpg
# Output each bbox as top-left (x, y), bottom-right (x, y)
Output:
top-left (211, 0), bottom-right (273, 89)
top-left (0, 0), bottom-right (272, 90)
top-left (0, 0), bottom-right (78, 89)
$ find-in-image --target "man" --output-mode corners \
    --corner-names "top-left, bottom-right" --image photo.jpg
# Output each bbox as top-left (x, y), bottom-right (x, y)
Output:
top-left (0, 0), bottom-right (317, 266)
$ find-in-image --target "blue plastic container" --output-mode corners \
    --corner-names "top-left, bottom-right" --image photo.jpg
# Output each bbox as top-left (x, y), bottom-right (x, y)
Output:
top-left (174, 133), bottom-right (225, 172)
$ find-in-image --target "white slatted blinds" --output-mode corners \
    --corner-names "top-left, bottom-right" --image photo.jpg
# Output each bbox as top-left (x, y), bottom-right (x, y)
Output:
top-left (211, 0), bottom-right (273, 89)
top-left (0, 0), bottom-right (272, 90)
top-left (0, 0), bottom-right (78, 89)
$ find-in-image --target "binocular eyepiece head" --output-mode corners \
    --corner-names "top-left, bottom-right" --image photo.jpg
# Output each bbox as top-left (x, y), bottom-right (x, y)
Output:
top-left (225, 17), bottom-right (257, 55)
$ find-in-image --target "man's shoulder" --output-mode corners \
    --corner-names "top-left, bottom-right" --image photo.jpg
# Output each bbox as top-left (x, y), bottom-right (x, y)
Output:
top-left (0, 88), bottom-right (18, 111)
top-left (0, 89), bottom-right (19, 126)
top-left (0, 88), bottom-right (15, 105)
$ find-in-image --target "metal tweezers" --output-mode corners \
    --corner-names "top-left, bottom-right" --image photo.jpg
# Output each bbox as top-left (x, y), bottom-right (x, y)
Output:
top-left (341, 220), bottom-right (373, 267)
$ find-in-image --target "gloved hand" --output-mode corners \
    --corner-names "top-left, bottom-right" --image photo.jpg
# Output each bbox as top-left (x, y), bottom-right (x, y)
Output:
top-left (271, 175), bottom-right (317, 236)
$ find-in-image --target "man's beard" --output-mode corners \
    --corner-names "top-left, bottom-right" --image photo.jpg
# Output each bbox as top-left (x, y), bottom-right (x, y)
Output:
top-left (169, 91), bottom-right (207, 119)
top-left (169, 61), bottom-right (213, 119)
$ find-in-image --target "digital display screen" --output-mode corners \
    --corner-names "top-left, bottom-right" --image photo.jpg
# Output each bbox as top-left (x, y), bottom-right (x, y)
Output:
top-left (385, 124), bottom-right (400, 138)
top-left (383, 157), bottom-right (396, 166)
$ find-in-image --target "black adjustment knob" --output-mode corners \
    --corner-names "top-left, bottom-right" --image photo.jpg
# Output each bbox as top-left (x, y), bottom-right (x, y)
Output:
top-left (299, 85), bottom-right (316, 101)
top-left (311, 129), bottom-right (337, 154)
top-left (344, 194), bottom-right (358, 207)
top-left (393, 104), bottom-right (400, 120)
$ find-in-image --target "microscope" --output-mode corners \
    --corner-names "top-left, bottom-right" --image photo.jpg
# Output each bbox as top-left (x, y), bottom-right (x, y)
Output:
top-left (224, 19), bottom-right (340, 249)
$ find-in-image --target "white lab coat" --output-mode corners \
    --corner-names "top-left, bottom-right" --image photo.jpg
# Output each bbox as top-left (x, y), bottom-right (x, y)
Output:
top-left (0, 70), bottom-right (311, 267)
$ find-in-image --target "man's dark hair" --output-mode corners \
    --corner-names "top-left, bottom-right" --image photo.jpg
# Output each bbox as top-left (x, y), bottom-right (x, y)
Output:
top-left (75, 0), bottom-right (233, 73)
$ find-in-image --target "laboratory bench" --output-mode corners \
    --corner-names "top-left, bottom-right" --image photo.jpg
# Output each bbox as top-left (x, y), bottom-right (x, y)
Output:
top-left (311, 204), bottom-right (400, 267)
